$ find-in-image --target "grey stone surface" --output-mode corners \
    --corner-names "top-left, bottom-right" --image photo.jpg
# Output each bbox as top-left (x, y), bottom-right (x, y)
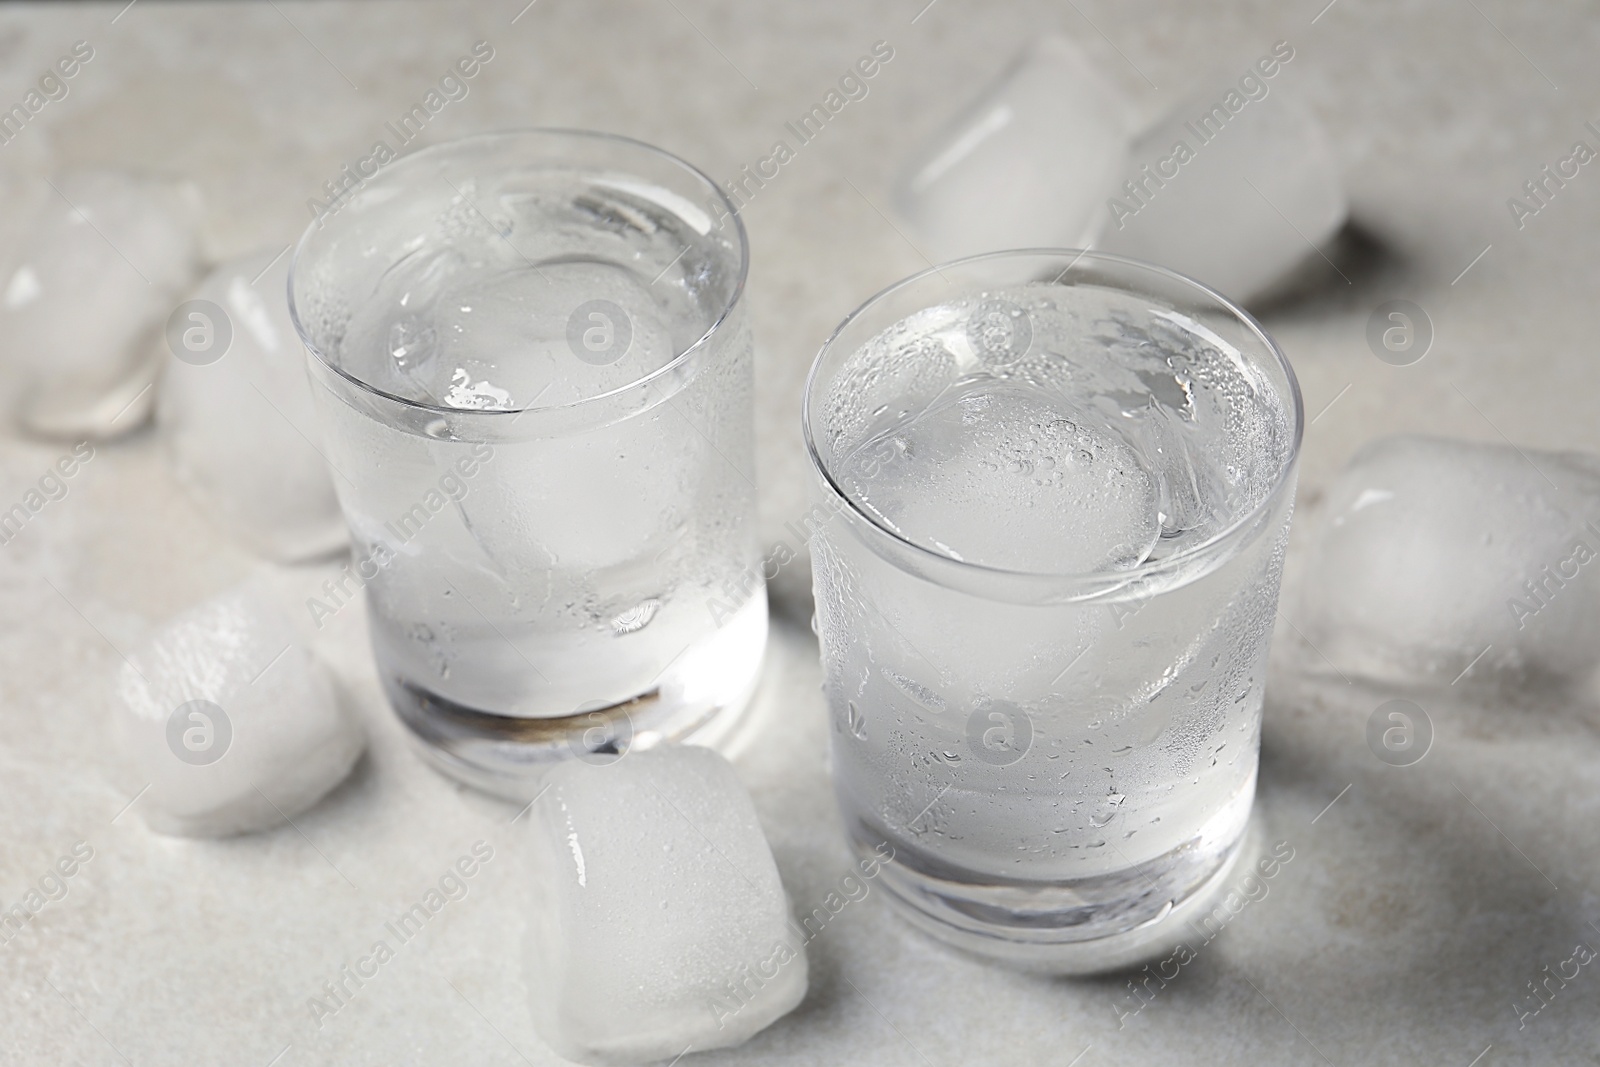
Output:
top-left (1, 1), bottom-right (1597, 1064)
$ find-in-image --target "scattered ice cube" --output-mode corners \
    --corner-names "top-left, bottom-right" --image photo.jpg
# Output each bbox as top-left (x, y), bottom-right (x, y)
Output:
top-left (0, 171), bottom-right (201, 439)
top-left (1297, 435), bottom-right (1600, 692)
top-left (895, 35), bottom-right (1133, 262)
top-left (156, 248), bottom-right (348, 561)
top-left (523, 745), bottom-right (806, 1065)
top-left (112, 583), bottom-right (364, 837)
top-left (1097, 81), bottom-right (1345, 303)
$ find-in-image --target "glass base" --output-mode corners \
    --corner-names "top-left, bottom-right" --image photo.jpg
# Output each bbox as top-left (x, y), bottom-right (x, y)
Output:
top-left (384, 599), bottom-right (768, 800)
top-left (855, 815), bottom-right (1259, 975)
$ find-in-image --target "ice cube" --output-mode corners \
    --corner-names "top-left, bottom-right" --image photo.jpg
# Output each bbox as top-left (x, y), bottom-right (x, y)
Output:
top-left (425, 258), bottom-right (677, 409)
top-left (842, 384), bottom-right (1161, 573)
top-left (1297, 435), bottom-right (1600, 693)
top-left (0, 171), bottom-right (202, 439)
top-left (895, 35), bottom-right (1133, 262)
top-left (1097, 80), bottom-right (1345, 303)
top-left (449, 417), bottom-right (687, 582)
top-left (523, 746), bottom-right (806, 1065)
top-left (432, 260), bottom-right (690, 578)
top-left (156, 248), bottom-right (348, 561)
top-left (112, 583), bottom-right (364, 837)
top-left (338, 255), bottom-right (676, 410)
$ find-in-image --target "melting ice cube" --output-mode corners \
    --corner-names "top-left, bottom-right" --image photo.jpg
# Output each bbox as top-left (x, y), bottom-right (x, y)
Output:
top-left (156, 247), bottom-right (348, 561)
top-left (1297, 435), bottom-right (1600, 693)
top-left (112, 583), bottom-right (364, 837)
top-left (895, 35), bottom-right (1134, 262)
top-left (1097, 80), bottom-right (1346, 303)
top-left (523, 745), bottom-right (806, 1065)
top-left (0, 170), bottom-right (201, 439)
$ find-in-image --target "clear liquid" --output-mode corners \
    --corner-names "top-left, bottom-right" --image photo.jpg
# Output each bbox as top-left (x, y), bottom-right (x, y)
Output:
top-left (311, 172), bottom-right (763, 735)
top-left (334, 173), bottom-right (723, 411)
top-left (813, 282), bottom-right (1294, 931)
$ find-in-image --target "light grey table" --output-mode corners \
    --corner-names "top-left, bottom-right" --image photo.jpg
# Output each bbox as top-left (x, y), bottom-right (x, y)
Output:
top-left (2, 2), bottom-right (1597, 1064)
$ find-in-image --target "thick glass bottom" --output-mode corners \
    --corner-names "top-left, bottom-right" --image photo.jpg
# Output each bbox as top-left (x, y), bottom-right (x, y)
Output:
top-left (382, 597), bottom-right (768, 800)
top-left (853, 808), bottom-right (1258, 974)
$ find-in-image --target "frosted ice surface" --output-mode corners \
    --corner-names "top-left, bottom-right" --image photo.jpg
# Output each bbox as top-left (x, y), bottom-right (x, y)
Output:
top-left (524, 745), bottom-right (806, 1065)
top-left (1098, 82), bottom-right (1345, 303)
top-left (112, 583), bottom-right (364, 837)
top-left (0, 171), bottom-right (201, 439)
top-left (895, 35), bottom-right (1133, 262)
top-left (157, 248), bottom-right (348, 561)
top-left (1298, 435), bottom-right (1600, 692)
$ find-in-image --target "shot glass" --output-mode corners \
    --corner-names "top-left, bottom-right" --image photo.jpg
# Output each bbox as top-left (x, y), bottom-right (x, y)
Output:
top-left (802, 250), bottom-right (1302, 972)
top-left (290, 130), bottom-right (765, 798)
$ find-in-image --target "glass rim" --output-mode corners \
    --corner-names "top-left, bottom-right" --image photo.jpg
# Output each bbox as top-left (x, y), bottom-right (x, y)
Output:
top-left (800, 247), bottom-right (1306, 587)
top-left (287, 126), bottom-right (750, 418)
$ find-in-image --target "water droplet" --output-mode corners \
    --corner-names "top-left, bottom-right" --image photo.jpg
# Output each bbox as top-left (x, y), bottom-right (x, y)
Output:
top-left (842, 701), bottom-right (867, 740)
top-left (610, 598), bottom-right (661, 635)
top-left (883, 668), bottom-right (946, 711)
